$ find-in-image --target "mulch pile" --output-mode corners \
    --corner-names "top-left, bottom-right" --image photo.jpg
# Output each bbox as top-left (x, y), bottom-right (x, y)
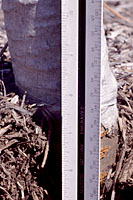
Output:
top-left (0, 77), bottom-right (50, 199)
top-left (101, 1), bottom-right (133, 199)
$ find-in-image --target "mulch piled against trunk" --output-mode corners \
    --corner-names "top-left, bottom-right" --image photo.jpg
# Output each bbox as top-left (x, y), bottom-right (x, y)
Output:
top-left (100, 1), bottom-right (133, 199)
top-left (0, 6), bottom-right (60, 200)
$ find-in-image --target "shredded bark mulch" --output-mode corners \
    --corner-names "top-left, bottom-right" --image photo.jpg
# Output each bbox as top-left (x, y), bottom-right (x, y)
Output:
top-left (101, 1), bottom-right (133, 199)
top-left (0, 79), bottom-right (51, 199)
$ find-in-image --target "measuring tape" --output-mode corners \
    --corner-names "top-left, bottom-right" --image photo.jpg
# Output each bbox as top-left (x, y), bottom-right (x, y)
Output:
top-left (62, 0), bottom-right (102, 199)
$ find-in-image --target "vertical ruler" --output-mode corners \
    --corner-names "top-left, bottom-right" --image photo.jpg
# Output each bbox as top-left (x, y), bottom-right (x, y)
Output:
top-left (62, 0), bottom-right (102, 199)
top-left (62, 0), bottom-right (78, 200)
top-left (84, 0), bottom-right (102, 200)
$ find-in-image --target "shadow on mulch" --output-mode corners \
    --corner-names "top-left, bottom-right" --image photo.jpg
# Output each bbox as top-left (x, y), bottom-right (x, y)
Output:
top-left (32, 110), bottom-right (62, 200)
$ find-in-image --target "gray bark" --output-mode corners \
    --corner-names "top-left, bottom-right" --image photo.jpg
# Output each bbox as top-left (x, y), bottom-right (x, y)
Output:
top-left (2, 0), bottom-right (61, 114)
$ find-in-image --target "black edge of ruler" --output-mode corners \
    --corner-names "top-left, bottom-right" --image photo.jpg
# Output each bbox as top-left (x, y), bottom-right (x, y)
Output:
top-left (78, 0), bottom-right (86, 199)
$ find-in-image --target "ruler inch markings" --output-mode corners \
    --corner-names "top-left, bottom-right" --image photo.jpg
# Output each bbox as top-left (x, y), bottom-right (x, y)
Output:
top-left (62, 0), bottom-right (79, 200)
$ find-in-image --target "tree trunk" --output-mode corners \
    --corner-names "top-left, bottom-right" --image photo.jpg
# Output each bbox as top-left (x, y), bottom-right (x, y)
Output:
top-left (2, 0), bottom-right (61, 115)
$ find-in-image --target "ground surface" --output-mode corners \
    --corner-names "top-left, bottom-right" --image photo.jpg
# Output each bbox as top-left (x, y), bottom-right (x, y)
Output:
top-left (101, 1), bottom-right (133, 199)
